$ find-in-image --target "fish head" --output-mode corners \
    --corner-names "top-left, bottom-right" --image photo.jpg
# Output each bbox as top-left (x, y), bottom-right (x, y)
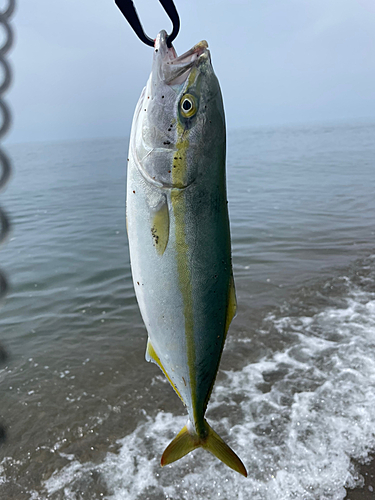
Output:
top-left (133, 30), bottom-right (225, 189)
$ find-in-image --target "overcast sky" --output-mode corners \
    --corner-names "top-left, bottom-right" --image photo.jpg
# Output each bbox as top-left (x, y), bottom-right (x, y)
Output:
top-left (6, 0), bottom-right (375, 143)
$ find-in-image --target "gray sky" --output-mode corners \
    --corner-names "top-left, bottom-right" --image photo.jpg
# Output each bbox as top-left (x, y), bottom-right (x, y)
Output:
top-left (6, 0), bottom-right (375, 143)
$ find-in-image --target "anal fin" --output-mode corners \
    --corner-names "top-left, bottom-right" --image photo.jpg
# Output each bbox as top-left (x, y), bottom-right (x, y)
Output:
top-left (146, 339), bottom-right (184, 403)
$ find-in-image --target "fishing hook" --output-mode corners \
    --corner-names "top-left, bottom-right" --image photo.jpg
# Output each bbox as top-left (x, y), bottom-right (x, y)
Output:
top-left (115, 0), bottom-right (180, 48)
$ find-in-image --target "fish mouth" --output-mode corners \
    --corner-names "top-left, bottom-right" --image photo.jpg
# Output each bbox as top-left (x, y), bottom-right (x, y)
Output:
top-left (167, 39), bottom-right (209, 65)
top-left (155, 31), bottom-right (209, 86)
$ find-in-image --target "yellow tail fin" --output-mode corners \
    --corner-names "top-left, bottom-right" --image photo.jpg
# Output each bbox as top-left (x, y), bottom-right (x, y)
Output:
top-left (161, 419), bottom-right (247, 477)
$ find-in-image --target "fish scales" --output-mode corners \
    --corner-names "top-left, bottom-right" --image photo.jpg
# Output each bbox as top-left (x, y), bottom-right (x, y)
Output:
top-left (126, 30), bottom-right (247, 477)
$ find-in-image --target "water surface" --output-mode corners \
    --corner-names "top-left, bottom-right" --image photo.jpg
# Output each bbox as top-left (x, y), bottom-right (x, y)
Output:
top-left (1, 122), bottom-right (375, 499)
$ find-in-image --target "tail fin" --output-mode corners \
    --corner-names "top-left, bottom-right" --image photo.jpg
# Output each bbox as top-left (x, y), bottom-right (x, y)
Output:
top-left (161, 419), bottom-right (247, 477)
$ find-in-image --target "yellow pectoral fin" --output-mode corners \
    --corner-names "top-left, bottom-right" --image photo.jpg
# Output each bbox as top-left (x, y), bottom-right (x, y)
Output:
top-left (146, 339), bottom-right (184, 404)
top-left (150, 198), bottom-right (169, 256)
top-left (225, 273), bottom-right (237, 335)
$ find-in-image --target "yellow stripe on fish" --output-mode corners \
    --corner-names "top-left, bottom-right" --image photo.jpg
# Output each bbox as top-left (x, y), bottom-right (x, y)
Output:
top-left (171, 116), bottom-right (200, 432)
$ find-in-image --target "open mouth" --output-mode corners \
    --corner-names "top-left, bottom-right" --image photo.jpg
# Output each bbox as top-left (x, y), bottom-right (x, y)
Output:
top-left (155, 33), bottom-right (209, 86)
top-left (166, 41), bottom-right (208, 85)
top-left (171, 40), bottom-right (208, 65)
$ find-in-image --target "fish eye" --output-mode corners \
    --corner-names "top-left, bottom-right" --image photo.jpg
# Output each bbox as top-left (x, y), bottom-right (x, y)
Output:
top-left (180, 94), bottom-right (197, 118)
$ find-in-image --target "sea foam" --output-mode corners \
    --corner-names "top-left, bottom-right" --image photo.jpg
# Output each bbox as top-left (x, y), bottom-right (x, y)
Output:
top-left (42, 277), bottom-right (375, 499)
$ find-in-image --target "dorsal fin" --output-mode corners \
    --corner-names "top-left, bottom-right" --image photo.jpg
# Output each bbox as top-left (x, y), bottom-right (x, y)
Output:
top-left (224, 273), bottom-right (237, 337)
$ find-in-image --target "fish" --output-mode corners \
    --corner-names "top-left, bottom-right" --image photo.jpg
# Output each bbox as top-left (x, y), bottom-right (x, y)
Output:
top-left (126, 30), bottom-right (247, 477)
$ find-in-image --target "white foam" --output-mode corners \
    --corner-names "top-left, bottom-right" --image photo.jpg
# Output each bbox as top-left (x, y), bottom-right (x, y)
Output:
top-left (42, 283), bottom-right (375, 499)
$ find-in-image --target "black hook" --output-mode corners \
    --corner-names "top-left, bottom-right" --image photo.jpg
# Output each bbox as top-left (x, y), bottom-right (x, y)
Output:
top-left (115, 0), bottom-right (180, 48)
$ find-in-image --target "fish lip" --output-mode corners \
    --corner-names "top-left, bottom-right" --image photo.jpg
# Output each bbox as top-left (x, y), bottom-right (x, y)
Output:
top-left (154, 31), bottom-right (209, 86)
top-left (170, 40), bottom-right (209, 65)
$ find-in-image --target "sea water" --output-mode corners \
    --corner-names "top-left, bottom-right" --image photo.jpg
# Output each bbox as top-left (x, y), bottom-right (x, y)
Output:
top-left (0, 121), bottom-right (375, 499)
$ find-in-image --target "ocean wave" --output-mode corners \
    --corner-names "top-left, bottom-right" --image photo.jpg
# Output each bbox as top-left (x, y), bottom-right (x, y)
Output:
top-left (40, 268), bottom-right (375, 500)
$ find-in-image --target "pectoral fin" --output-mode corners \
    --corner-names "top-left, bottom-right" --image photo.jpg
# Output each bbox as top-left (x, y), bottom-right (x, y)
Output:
top-left (150, 197), bottom-right (169, 255)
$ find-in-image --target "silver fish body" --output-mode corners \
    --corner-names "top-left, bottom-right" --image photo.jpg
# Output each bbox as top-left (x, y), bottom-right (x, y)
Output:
top-left (126, 31), bottom-right (246, 476)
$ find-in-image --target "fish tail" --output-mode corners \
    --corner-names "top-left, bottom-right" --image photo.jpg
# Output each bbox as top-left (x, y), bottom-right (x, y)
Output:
top-left (160, 419), bottom-right (247, 477)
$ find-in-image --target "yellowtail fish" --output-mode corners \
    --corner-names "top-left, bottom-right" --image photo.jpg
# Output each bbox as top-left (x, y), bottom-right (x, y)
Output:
top-left (126, 30), bottom-right (247, 477)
